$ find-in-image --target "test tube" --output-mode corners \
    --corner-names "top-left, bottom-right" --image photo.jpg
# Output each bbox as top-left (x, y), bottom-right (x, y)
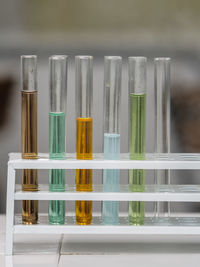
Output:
top-left (102, 56), bottom-right (122, 225)
top-left (75, 56), bottom-right (93, 225)
top-left (49, 55), bottom-right (68, 224)
top-left (154, 58), bottom-right (171, 218)
top-left (21, 55), bottom-right (38, 224)
top-left (128, 57), bottom-right (147, 225)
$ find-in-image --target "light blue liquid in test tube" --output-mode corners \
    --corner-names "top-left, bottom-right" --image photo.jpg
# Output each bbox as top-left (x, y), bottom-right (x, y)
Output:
top-left (103, 133), bottom-right (120, 225)
top-left (102, 56), bottom-right (122, 225)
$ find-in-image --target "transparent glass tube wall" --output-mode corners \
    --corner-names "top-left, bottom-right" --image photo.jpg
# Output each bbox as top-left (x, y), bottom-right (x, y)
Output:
top-left (128, 57), bottom-right (147, 225)
top-left (21, 55), bottom-right (38, 224)
top-left (49, 55), bottom-right (68, 224)
top-left (102, 56), bottom-right (122, 225)
top-left (75, 56), bottom-right (93, 225)
top-left (154, 58), bottom-right (171, 218)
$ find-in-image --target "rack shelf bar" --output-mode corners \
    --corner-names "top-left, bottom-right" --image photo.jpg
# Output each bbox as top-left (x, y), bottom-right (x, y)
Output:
top-left (13, 214), bottom-right (200, 235)
top-left (13, 225), bottom-right (200, 235)
top-left (14, 191), bottom-right (200, 202)
top-left (14, 184), bottom-right (200, 202)
top-left (8, 153), bottom-right (200, 170)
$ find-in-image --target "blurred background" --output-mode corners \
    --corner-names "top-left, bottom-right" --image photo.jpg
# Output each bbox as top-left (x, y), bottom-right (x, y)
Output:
top-left (1, 0), bottom-right (200, 214)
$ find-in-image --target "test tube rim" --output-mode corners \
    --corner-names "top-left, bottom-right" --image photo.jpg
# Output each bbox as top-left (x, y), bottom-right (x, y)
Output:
top-left (21, 55), bottom-right (37, 59)
top-left (75, 55), bottom-right (93, 60)
top-left (154, 57), bottom-right (171, 62)
top-left (128, 56), bottom-right (147, 62)
top-left (49, 55), bottom-right (68, 61)
top-left (104, 56), bottom-right (122, 60)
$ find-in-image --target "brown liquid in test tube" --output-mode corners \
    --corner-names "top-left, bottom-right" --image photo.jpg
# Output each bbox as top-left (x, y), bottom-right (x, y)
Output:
top-left (21, 56), bottom-right (38, 224)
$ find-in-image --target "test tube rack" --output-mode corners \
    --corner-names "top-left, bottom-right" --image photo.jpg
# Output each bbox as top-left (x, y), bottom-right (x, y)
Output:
top-left (5, 152), bottom-right (200, 255)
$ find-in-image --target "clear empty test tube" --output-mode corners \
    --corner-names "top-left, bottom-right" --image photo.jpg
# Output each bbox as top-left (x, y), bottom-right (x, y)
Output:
top-left (154, 58), bottom-right (171, 219)
top-left (21, 55), bottom-right (38, 224)
top-left (128, 57), bottom-right (147, 225)
top-left (75, 56), bottom-right (93, 225)
top-left (102, 56), bottom-right (122, 225)
top-left (49, 56), bottom-right (68, 224)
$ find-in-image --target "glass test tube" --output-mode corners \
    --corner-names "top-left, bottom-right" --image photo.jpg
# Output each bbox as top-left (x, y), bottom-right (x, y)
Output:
top-left (21, 55), bottom-right (38, 224)
top-left (154, 58), bottom-right (171, 218)
top-left (49, 55), bottom-right (68, 224)
top-left (75, 56), bottom-right (93, 225)
top-left (128, 57), bottom-right (146, 225)
top-left (102, 56), bottom-right (122, 225)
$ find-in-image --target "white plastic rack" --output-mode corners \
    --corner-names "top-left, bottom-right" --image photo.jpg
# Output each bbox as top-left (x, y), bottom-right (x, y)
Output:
top-left (5, 152), bottom-right (200, 255)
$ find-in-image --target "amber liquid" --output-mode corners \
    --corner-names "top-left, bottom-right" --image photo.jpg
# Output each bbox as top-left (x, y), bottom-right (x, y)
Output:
top-left (76, 117), bottom-right (92, 225)
top-left (21, 91), bottom-right (38, 224)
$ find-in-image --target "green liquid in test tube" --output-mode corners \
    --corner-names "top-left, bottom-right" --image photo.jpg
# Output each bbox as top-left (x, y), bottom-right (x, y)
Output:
top-left (48, 55), bottom-right (68, 225)
top-left (128, 57), bottom-right (147, 225)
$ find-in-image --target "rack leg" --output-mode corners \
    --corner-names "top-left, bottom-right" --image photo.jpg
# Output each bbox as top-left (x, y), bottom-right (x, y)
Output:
top-left (5, 164), bottom-right (16, 255)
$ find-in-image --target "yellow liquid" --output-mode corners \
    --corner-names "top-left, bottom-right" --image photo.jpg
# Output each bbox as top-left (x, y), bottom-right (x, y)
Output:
top-left (21, 91), bottom-right (38, 224)
top-left (76, 118), bottom-right (92, 225)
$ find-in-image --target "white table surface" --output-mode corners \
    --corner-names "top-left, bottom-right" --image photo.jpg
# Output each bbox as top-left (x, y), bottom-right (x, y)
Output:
top-left (1, 214), bottom-right (200, 267)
